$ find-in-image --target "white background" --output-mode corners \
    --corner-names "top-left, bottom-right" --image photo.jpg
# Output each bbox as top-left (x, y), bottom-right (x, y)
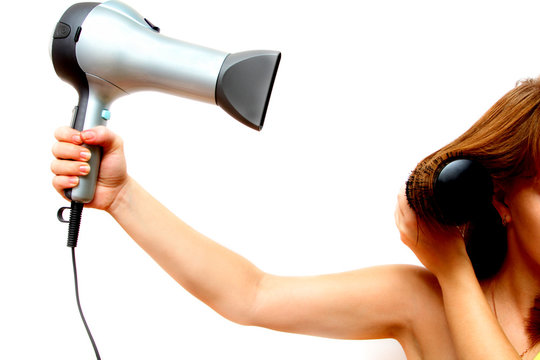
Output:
top-left (2, 0), bottom-right (540, 359)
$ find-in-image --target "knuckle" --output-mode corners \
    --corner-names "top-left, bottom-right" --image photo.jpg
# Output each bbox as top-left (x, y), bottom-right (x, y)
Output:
top-left (53, 127), bottom-right (63, 140)
top-left (93, 125), bottom-right (107, 138)
top-left (52, 177), bottom-right (60, 191)
top-left (54, 126), bottom-right (70, 140)
top-left (115, 136), bottom-right (124, 150)
top-left (52, 175), bottom-right (65, 190)
top-left (51, 142), bottom-right (58, 156)
top-left (50, 160), bottom-right (59, 174)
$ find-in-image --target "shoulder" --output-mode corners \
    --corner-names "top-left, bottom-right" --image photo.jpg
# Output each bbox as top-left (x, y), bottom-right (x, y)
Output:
top-left (374, 265), bottom-right (454, 357)
top-left (344, 264), bottom-right (446, 330)
top-left (371, 264), bottom-right (445, 323)
top-left (332, 264), bottom-right (446, 340)
top-left (392, 264), bottom-right (441, 298)
top-left (349, 264), bottom-right (441, 302)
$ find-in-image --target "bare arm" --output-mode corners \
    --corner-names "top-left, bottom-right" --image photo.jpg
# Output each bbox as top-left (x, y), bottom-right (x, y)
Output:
top-left (108, 176), bottom-right (413, 340)
top-left (108, 177), bottom-right (265, 325)
top-left (437, 262), bottom-right (520, 360)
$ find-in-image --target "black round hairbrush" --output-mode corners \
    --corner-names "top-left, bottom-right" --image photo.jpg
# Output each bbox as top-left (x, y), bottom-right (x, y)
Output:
top-left (433, 158), bottom-right (493, 225)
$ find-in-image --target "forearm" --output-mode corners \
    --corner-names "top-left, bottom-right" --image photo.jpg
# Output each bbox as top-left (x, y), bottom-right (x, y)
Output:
top-left (107, 177), bottom-right (264, 324)
top-left (437, 261), bottom-right (520, 360)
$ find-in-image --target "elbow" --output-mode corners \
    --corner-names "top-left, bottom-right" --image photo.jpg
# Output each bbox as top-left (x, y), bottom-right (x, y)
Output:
top-left (211, 271), bottom-right (270, 328)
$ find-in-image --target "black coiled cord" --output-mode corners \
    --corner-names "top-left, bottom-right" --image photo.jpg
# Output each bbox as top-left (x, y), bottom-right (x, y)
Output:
top-left (58, 201), bottom-right (101, 359)
top-left (67, 201), bottom-right (84, 247)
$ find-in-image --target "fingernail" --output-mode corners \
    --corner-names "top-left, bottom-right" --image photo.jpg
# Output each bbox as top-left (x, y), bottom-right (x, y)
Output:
top-left (80, 150), bottom-right (91, 161)
top-left (72, 134), bottom-right (82, 144)
top-left (69, 176), bottom-right (79, 186)
top-left (81, 130), bottom-right (95, 141)
top-left (80, 164), bottom-right (90, 174)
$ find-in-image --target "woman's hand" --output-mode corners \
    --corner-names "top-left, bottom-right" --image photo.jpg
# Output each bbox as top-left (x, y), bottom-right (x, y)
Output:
top-left (395, 186), bottom-right (522, 359)
top-left (394, 186), bottom-right (470, 278)
top-left (51, 126), bottom-right (129, 211)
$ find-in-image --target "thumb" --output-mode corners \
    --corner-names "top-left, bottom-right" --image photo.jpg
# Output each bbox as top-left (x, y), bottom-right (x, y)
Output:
top-left (80, 126), bottom-right (123, 152)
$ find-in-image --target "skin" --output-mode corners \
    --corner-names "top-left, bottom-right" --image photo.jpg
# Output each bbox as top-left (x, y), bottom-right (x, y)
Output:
top-left (51, 126), bottom-right (540, 359)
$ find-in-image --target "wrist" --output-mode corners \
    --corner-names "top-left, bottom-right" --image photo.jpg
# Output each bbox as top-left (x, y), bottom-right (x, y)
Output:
top-left (431, 229), bottom-right (472, 278)
top-left (106, 175), bottom-right (136, 218)
top-left (435, 253), bottom-right (476, 289)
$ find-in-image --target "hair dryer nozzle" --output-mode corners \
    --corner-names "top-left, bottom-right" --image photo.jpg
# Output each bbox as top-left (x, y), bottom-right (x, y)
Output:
top-left (216, 50), bottom-right (281, 131)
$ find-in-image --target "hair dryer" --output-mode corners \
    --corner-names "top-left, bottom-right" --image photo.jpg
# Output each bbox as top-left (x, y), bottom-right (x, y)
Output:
top-left (52, 2), bottom-right (280, 357)
top-left (51, 0), bottom-right (281, 204)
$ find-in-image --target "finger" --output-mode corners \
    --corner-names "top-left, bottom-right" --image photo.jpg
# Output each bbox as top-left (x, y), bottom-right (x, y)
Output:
top-left (395, 186), bottom-right (406, 226)
top-left (397, 185), bottom-right (416, 219)
top-left (395, 185), bottom-right (419, 240)
top-left (54, 126), bottom-right (83, 144)
top-left (52, 175), bottom-right (79, 194)
top-left (394, 202), bottom-right (401, 228)
top-left (51, 159), bottom-right (91, 177)
top-left (52, 142), bottom-right (92, 162)
top-left (396, 187), bottom-right (408, 219)
top-left (81, 126), bottom-right (123, 152)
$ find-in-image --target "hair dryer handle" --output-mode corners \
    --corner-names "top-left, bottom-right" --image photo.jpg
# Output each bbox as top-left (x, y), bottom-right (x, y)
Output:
top-left (65, 92), bottom-right (111, 203)
top-left (66, 143), bottom-right (103, 203)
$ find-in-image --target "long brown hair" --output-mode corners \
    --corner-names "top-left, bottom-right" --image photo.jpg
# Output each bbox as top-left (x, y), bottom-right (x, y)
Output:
top-left (406, 77), bottom-right (540, 278)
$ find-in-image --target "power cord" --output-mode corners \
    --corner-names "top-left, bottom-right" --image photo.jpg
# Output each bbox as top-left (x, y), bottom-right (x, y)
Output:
top-left (58, 202), bottom-right (101, 359)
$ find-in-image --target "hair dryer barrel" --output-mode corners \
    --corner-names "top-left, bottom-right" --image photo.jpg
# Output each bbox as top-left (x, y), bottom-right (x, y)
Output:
top-left (76, 2), bottom-right (228, 103)
top-left (71, 0), bottom-right (280, 130)
top-left (51, 0), bottom-right (280, 203)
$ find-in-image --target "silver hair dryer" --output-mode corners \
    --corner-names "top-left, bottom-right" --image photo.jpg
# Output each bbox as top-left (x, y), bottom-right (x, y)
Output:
top-left (51, 0), bottom-right (281, 204)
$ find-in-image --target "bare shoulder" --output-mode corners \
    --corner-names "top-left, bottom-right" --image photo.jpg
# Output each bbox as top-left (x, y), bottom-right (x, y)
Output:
top-left (377, 265), bottom-right (455, 359)
top-left (344, 264), bottom-right (442, 307)
top-left (386, 264), bottom-right (442, 300)
top-left (353, 263), bottom-right (439, 289)
top-left (339, 264), bottom-right (454, 358)
top-left (353, 264), bottom-right (445, 331)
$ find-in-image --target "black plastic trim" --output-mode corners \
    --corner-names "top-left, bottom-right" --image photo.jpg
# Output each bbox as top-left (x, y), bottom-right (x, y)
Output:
top-left (51, 2), bottom-right (99, 99)
top-left (144, 18), bottom-right (160, 32)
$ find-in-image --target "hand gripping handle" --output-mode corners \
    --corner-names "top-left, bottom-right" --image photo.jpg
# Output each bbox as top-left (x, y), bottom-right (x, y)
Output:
top-left (65, 91), bottom-right (110, 203)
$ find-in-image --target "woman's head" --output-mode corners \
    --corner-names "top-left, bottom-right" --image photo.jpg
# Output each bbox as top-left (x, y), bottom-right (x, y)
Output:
top-left (406, 77), bottom-right (540, 279)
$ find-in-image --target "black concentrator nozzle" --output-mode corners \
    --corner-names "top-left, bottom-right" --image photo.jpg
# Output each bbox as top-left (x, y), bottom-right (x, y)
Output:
top-left (216, 50), bottom-right (281, 131)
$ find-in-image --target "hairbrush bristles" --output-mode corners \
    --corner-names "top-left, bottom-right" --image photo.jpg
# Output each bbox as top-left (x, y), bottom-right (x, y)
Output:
top-left (405, 151), bottom-right (465, 224)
